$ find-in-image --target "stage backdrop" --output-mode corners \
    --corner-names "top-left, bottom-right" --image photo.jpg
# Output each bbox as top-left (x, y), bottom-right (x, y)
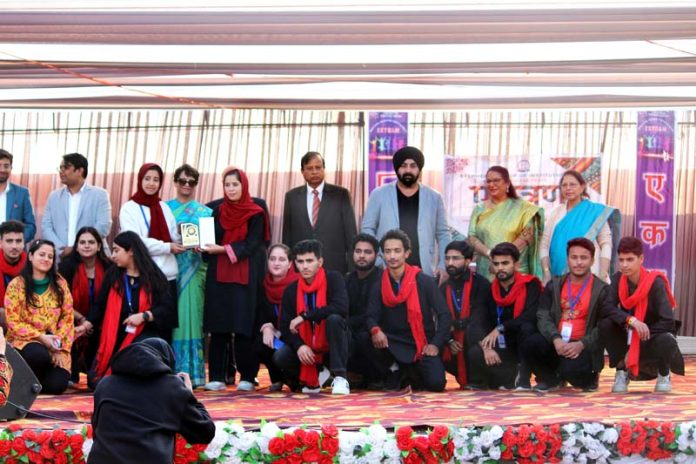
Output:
top-left (367, 112), bottom-right (408, 192)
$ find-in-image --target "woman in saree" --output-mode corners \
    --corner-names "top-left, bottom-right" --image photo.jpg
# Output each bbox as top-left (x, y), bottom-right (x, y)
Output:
top-left (540, 170), bottom-right (620, 284)
top-left (166, 164), bottom-right (212, 388)
top-left (468, 165), bottom-right (544, 281)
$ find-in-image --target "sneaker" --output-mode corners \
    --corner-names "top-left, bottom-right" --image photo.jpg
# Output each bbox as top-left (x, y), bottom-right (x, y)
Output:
top-left (268, 382), bottom-right (284, 392)
top-left (237, 380), bottom-right (255, 392)
top-left (301, 385), bottom-right (321, 394)
top-left (331, 376), bottom-right (350, 395)
top-left (612, 370), bottom-right (629, 393)
top-left (204, 381), bottom-right (227, 391)
top-left (654, 373), bottom-right (672, 393)
top-left (515, 362), bottom-right (532, 391)
top-left (318, 367), bottom-right (332, 387)
top-left (534, 380), bottom-right (561, 392)
top-left (582, 374), bottom-right (600, 392)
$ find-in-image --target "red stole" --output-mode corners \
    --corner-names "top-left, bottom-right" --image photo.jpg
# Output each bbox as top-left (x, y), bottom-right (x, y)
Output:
top-left (263, 268), bottom-right (300, 325)
top-left (442, 274), bottom-right (473, 388)
top-left (94, 282), bottom-right (151, 378)
top-left (72, 262), bottom-right (104, 317)
top-left (491, 272), bottom-right (541, 318)
top-left (381, 265), bottom-right (428, 361)
top-left (131, 163), bottom-right (172, 243)
top-left (0, 252), bottom-right (25, 301)
top-left (619, 267), bottom-right (676, 377)
top-left (296, 268), bottom-right (328, 387)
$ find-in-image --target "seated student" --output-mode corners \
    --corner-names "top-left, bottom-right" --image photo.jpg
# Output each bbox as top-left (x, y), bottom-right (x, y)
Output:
top-left (468, 242), bottom-right (541, 390)
top-left (273, 239), bottom-right (351, 395)
top-left (257, 244), bottom-right (299, 392)
top-left (521, 238), bottom-right (615, 392)
top-left (0, 220), bottom-right (27, 329)
top-left (366, 229), bottom-right (451, 392)
top-left (599, 236), bottom-right (684, 393)
top-left (89, 338), bottom-right (215, 464)
top-left (440, 240), bottom-right (492, 389)
top-left (0, 327), bottom-right (13, 406)
top-left (5, 239), bottom-right (74, 394)
top-left (345, 233), bottom-right (384, 389)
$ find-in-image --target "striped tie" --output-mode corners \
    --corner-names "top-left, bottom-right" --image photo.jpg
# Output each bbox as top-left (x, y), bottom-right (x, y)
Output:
top-left (311, 189), bottom-right (320, 228)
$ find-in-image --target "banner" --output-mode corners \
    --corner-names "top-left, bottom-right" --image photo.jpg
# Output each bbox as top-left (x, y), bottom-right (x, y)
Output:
top-left (635, 111), bottom-right (675, 282)
top-left (367, 112), bottom-right (408, 192)
top-left (444, 154), bottom-right (602, 239)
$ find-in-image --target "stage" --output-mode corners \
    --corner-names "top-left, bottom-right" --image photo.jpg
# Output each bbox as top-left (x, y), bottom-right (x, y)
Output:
top-left (4, 357), bottom-right (696, 462)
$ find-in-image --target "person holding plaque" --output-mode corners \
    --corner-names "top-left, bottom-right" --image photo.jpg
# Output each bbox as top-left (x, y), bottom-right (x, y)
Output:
top-left (203, 167), bottom-right (270, 392)
top-left (166, 164), bottom-right (212, 388)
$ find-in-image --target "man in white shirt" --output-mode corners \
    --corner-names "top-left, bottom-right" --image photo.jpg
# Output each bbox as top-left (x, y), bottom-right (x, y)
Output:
top-left (41, 153), bottom-right (112, 258)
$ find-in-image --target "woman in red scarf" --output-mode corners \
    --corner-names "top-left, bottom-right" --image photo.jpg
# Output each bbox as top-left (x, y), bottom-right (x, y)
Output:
top-left (119, 163), bottom-right (183, 343)
top-left (257, 244), bottom-right (299, 391)
top-left (58, 226), bottom-right (112, 386)
top-left (203, 167), bottom-right (270, 392)
top-left (83, 231), bottom-right (175, 388)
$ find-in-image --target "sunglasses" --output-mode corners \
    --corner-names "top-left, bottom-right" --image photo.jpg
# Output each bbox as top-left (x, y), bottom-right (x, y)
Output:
top-left (176, 178), bottom-right (198, 187)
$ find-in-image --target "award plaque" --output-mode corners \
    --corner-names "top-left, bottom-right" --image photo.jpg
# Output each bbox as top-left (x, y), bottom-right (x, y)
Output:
top-left (198, 217), bottom-right (216, 249)
top-left (180, 222), bottom-right (200, 248)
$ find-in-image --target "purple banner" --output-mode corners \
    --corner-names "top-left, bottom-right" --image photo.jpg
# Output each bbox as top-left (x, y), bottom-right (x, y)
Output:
top-left (367, 112), bottom-right (408, 193)
top-left (635, 111), bottom-right (675, 282)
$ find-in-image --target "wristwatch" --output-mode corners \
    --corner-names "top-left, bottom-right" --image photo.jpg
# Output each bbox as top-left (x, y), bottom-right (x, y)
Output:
top-left (142, 311), bottom-right (151, 322)
top-left (496, 324), bottom-right (505, 333)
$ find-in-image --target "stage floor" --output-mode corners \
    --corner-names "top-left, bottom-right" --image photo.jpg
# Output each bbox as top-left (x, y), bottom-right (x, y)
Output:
top-left (13, 357), bottom-right (696, 430)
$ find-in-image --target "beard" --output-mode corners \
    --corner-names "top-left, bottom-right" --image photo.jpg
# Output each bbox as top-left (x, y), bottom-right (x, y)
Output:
top-left (354, 260), bottom-right (376, 272)
top-left (446, 265), bottom-right (465, 277)
top-left (397, 172), bottom-right (418, 187)
top-left (496, 270), bottom-right (515, 282)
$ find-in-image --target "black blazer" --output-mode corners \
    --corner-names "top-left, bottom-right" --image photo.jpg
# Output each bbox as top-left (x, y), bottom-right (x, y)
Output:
top-left (282, 183), bottom-right (357, 274)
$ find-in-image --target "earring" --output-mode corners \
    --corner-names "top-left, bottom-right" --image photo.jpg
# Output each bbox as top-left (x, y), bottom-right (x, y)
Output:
top-left (506, 186), bottom-right (510, 193)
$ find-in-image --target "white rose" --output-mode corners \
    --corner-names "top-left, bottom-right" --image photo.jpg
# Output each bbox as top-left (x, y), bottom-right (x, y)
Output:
top-left (205, 425), bottom-right (230, 459)
top-left (82, 438), bottom-right (93, 458)
top-left (488, 445), bottom-right (501, 460)
top-left (260, 422), bottom-right (281, 439)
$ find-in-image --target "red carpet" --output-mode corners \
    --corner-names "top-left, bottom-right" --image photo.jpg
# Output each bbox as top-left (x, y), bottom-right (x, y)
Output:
top-left (13, 357), bottom-right (696, 431)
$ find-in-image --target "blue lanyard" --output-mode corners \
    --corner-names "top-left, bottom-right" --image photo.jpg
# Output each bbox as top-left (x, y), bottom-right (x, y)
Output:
top-left (124, 274), bottom-right (135, 313)
top-left (273, 304), bottom-right (280, 319)
top-left (496, 306), bottom-right (504, 326)
top-left (566, 275), bottom-right (591, 318)
top-left (304, 293), bottom-right (316, 313)
top-left (138, 205), bottom-right (151, 234)
top-left (3, 274), bottom-right (10, 287)
top-left (450, 287), bottom-right (462, 318)
top-left (88, 278), bottom-right (95, 306)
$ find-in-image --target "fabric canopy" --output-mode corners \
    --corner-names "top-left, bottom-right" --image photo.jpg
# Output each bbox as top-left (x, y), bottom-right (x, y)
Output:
top-left (1, 1), bottom-right (696, 108)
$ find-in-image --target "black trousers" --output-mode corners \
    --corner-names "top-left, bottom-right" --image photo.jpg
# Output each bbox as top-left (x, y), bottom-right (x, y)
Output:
top-left (599, 318), bottom-right (680, 378)
top-left (253, 336), bottom-right (284, 384)
top-left (19, 342), bottom-right (70, 395)
top-left (372, 347), bottom-right (446, 392)
top-left (210, 332), bottom-right (261, 383)
top-left (520, 333), bottom-right (596, 388)
top-left (272, 314), bottom-right (349, 386)
top-left (347, 329), bottom-right (382, 385)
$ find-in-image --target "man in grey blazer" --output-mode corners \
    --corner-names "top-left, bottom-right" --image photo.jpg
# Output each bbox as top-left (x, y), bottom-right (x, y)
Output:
top-left (0, 149), bottom-right (36, 242)
top-left (41, 153), bottom-right (112, 257)
top-left (362, 146), bottom-right (451, 283)
top-left (282, 151), bottom-right (357, 274)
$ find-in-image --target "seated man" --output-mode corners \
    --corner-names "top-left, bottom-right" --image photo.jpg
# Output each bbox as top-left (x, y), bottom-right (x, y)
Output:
top-left (599, 236), bottom-right (684, 393)
top-left (345, 233), bottom-right (384, 388)
top-left (521, 238), bottom-right (614, 392)
top-left (273, 239), bottom-right (351, 395)
top-left (366, 229), bottom-right (451, 392)
top-left (0, 220), bottom-right (26, 329)
top-left (468, 242), bottom-right (541, 390)
top-left (440, 240), bottom-right (492, 389)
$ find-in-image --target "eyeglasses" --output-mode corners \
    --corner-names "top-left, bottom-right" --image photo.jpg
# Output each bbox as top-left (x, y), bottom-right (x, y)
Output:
top-left (58, 164), bottom-right (73, 172)
top-left (176, 178), bottom-right (198, 187)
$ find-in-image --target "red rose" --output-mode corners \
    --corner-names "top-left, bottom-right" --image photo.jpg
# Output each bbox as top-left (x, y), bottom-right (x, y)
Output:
top-left (275, 459), bottom-right (288, 464)
top-left (69, 433), bottom-right (84, 449)
top-left (618, 424), bottom-right (632, 440)
top-left (403, 453), bottom-right (421, 464)
top-left (319, 456), bottom-right (334, 464)
top-left (428, 433), bottom-right (443, 451)
top-left (0, 439), bottom-right (11, 455)
top-left (517, 424), bottom-right (531, 443)
top-left (39, 442), bottom-right (56, 459)
top-left (431, 425), bottom-right (449, 441)
top-left (425, 454), bottom-right (439, 464)
top-left (304, 430), bottom-right (321, 447)
top-left (321, 424), bottom-right (338, 438)
top-left (22, 429), bottom-right (38, 443)
top-left (284, 434), bottom-right (299, 453)
top-left (36, 431), bottom-right (51, 445)
top-left (502, 428), bottom-right (517, 447)
top-left (396, 426), bottom-right (414, 440)
top-left (414, 436), bottom-right (429, 454)
top-left (396, 427), bottom-right (415, 451)
top-left (302, 447), bottom-right (321, 463)
top-left (502, 449), bottom-right (514, 460)
top-left (287, 455), bottom-right (303, 464)
top-left (52, 453), bottom-right (68, 464)
top-left (28, 451), bottom-right (43, 463)
top-left (518, 440), bottom-right (535, 458)
top-left (294, 428), bottom-right (307, 445)
top-left (269, 437), bottom-right (286, 456)
top-left (11, 436), bottom-right (27, 455)
top-left (7, 424), bottom-right (21, 433)
top-left (321, 436), bottom-right (339, 455)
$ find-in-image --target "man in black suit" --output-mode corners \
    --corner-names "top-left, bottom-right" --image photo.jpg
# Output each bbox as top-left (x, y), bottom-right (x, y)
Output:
top-left (282, 151), bottom-right (357, 274)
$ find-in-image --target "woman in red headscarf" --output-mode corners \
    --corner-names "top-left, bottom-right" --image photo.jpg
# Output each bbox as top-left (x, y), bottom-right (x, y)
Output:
top-left (203, 167), bottom-right (270, 392)
top-left (119, 163), bottom-right (184, 343)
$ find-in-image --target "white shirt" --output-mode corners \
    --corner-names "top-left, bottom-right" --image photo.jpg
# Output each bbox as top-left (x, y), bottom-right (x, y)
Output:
top-left (0, 183), bottom-right (10, 224)
top-left (306, 181), bottom-right (325, 224)
top-left (67, 183), bottom-right (85, 246)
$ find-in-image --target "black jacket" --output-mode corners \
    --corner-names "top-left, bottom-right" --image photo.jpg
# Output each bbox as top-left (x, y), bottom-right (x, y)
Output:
top-left (609, 271), bottom-right (678, 335)
top-left (345, 267), bottom-right (383, 333)
top-left (440, 270), bottom-right (493, 342)
top-left (89, 338), bottom-right (215, 464)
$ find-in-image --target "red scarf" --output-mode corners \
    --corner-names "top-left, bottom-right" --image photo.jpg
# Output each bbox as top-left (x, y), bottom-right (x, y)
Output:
top-left (491, 272), bottom-right (541, 318)
top-left (296, 267), bottom-right (329, 387)
top-left (381, 264), bottom-right (427, 361)
top-left (131, 163), bottom-right (172, 243)
top-left (619, 267), bottom-right (676, 377)
top-left (216, 167), bottom-right (270, 284)
top-left (72, 262), bottom-right (105, 317)
top-left (94, 280), bottom-right (151, 378)
top-left (442, 274), bottom-right (473, 388)
top-left (263, 267), bottom-right (300, 325)
top-left (0, 251), bottom-right (25, 301)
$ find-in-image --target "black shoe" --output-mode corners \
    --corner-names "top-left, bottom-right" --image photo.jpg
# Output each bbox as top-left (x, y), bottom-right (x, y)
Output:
top-left (385, 370), bottom-right (402, 391)
top-left (534, 378), bottom-right (561, 392)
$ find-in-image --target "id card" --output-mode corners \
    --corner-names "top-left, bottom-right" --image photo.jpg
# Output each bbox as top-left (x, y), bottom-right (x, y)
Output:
top-left (125, 324), bottom-right (137, 334)
top-left (627, 328), bottom-right (633, 346)
top-left (560, 322), bottom-right (573, 343)
top-left (497, 334), bottom-right (507, 349)
top-left (273, 337), bottom-right (285, 350)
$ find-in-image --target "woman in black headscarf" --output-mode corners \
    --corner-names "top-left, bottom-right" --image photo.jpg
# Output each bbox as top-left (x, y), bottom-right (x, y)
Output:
top-left (89, 337), bottom-right (215, 464)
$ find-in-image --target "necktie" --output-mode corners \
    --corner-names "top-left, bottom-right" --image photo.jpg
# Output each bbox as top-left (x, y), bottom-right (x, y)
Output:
top-left (312, 189), bottom-right (320, 227)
